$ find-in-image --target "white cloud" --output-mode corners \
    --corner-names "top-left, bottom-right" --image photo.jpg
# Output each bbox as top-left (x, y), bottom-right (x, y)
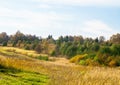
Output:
top-left (0, 7), bottom-right (70, 28)
top-left (31, 0), bottom-right (120, 7)
top-left (0, 2), bottom-right (118, 39)
top-left (0, 7), bottom-right (73, 37)
top-left (79, 20), bottom-right (117, 39)
top-left (38, 4), bottom-right (51, 9)
top-left (0, 7), bottom-right (117, 39)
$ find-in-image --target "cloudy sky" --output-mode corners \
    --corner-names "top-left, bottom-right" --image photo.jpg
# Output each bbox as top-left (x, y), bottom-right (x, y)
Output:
top-left (0, 0), bottom-right (120, 39)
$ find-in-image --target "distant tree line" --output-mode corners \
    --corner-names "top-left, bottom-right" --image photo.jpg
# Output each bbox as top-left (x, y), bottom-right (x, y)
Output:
top-left (0, 31), bottom-right (120, 66)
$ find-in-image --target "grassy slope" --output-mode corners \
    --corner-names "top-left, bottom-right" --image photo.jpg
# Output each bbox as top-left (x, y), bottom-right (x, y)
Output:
top-left (0, 66), bottom-right (48, 85)
top-left (0, 47), bottom-right (49, 85)
top-left (0, 47), bottom-right (120, 85)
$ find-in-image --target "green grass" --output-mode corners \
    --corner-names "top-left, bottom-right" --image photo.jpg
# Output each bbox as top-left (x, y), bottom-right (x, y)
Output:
top-left (0, 47), bottom-right (49, 85)
top-left (0, 65), bottom-right (49, 85)
top-left (37, 56), bottom-right (49, 61)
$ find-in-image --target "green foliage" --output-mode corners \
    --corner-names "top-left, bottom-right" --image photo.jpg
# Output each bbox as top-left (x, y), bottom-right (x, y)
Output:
top-left (50, 50), bottom-right (56, 56)
top-left (24, 45), bottom-right (30, 50)
top-left (70, 54), bottom-right (99, 66)
top-left (77, 46), bottom-right (85, 54)
top-left (1, 31), bottom-right (120, 66)
top-left (79, 60), bottom-right (86, 65)
top-left (2, 42), bottom-right (7, 46)
top-left (59, 42), bottom-right (77, 57)
top-left (100, 46), bottom-right (111, 54)
top-left (91, 43), bottom-right (100, 52)
top-left (70, 54), bottom-right (87, 63)
top-left (111, 44), bottom-right (120, 56)
top-left (94, 45), bottom-right (120, 66)
top-left (37, 55), bottom-right (49, 61)
top-left (65, 45), bottom-right (77, 58)
top-left (85, 54), bottom-right (96, 59)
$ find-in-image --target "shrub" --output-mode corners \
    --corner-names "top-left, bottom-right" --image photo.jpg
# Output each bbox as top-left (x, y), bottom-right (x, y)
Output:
top-left (50, 50), bottom-right (56, 56)
top-left (3, 42), bottom-right (7, 46)
top-left (100, 46), bottom-right (111, 54)
top-left (115, 57), bottom-right (120, 66)
top-left (79, 60), bottom-right (86, 65)
top-left (94, 56), bottom-right (99, 62)
top-left (37, 56), bottom-right (48, 61)
top-left (108, 60), bottom-right (117, 67)
top-left (85, 59), bottom-right (94, 65)
top-left (24, 45), bottom-right (30, 50)
top-left (111, 44), bottom-right (120, 56)
top-left (85, 54), bottom-right (96, 59)
top-left (70, 54), bottom-right (87, 63)
top-left (35, 44), bottom-right (42, 53)
top-left (97, 53), bottom-right (110, 65)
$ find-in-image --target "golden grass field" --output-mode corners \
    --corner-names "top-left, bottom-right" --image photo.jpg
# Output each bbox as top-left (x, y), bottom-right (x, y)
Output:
top-left (0, 47), bottom-right (120, 85)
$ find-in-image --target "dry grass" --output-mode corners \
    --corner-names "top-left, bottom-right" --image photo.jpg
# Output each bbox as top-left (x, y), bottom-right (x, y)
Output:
top-left (0, 47), bottom-right (120, 85)
top-left (0, 47), bottom-right (47, 58)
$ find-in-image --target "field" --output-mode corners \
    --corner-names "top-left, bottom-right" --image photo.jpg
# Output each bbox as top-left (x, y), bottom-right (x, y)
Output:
top-left (0, 47), bottom-right (120, 85)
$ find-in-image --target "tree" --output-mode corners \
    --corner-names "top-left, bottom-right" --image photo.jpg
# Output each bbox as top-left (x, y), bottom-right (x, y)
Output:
top-left (10, 31), bottom-right (25, 44)
top-left (100, 46), bottom-right (111, 54)
top-left (65, 45), bottom-right (77, 58)
top-left (111, 44), bottom-right (120, 56)
top-left (0, 32), bottom-right (9, 45)
top-left (91, 43), bottom-right (100, 52)
top-left (95, 37), bottom-right (99, 43)
top-left (74, 36), bottom-right (84, 44)
top-left (99, 36), bottom-right (105, 43)
top-left (110, 33), bottom-right (120, 44)
top-left (35, 44), bottom-right (42, 53)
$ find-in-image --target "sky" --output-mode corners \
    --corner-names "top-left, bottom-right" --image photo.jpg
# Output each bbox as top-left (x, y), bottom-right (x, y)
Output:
top-left (0, 0), bottom-right (120, 39)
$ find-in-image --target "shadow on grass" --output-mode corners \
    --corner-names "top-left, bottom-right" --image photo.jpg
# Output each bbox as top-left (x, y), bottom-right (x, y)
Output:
top-left (0, 65), bottom-right (49, 85)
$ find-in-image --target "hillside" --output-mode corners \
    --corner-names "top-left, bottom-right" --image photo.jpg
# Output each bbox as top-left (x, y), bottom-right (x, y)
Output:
top-left (0, 0), bottom-right (120, 84)
top-left (0, 47), bottom-right (120, 85)
top-left (0, 31), bottom-right (120, 66)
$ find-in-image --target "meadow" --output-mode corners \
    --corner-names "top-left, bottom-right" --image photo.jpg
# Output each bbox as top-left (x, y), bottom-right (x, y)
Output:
top-left (0, 47), bottom-right (120, 85)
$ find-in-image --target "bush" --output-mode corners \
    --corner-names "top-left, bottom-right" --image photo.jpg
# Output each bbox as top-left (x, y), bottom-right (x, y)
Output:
top-left (50, 50), bottom-right (56, 56)
top-left (37, 56), bottom-right (48, 61)
top-left (70, 54), bottom-right (87, 63)
top-left (108, 60), bottom-right (117, 67)
top-left (94, 56), bottom-right (99, 62)
top-left (115, 57), bottom-right (120, 66)
top-left (24, 45), bottom-right (30, 50)
top-left (79, 60), bottom-right (86, 65)
top-left (3, 42), bottom-right (7, 46)
top-left (97, 53), bottom-right (110, 65)
top-left (85, 54), bottom-right (96, 59)
top-left (111, 44), bottom-right (120, 56)
top-left (100, 46), bottom-right (111, 54)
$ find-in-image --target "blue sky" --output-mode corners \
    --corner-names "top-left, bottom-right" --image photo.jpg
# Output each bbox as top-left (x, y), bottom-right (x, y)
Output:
top-left (0, 0), bottom-right (120, 39)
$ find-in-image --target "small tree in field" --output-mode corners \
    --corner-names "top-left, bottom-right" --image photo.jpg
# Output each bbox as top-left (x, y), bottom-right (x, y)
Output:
top-left (35, 44), bottom-right (42, 53)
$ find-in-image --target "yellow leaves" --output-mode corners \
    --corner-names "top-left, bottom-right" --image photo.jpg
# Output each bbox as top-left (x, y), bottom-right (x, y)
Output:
top-left (70, 54), bottom-right (88, 63)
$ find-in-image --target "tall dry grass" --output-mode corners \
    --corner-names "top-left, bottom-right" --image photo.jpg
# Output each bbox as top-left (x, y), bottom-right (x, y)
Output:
top-left (0, 47), bottom-right (47, 58)
top-left (0, 47), bottom-right (120, 85)
top-left (1, 54), bottom-right (120, 85)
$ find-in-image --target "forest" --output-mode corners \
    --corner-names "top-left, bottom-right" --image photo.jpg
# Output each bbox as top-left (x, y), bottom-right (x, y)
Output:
top-left (0, 30), bottom-right (120, 66)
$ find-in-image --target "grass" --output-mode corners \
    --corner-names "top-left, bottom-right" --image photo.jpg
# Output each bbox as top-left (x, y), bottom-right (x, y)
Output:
top-left (0, 46), bottom-right (49, 85)
top-left (0, 65), bottom-right (48, 85)
top-left (0, 47), bottom-right (48, 61)
top-left (0, 46), bottom-right (120, 85)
